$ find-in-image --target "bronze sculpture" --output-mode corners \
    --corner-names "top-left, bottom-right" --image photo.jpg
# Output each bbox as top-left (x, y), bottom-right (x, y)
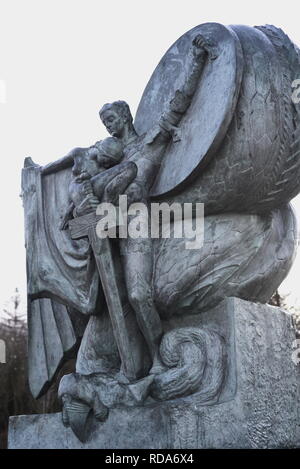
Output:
top-left (19, 23), bottom-right (300, 447)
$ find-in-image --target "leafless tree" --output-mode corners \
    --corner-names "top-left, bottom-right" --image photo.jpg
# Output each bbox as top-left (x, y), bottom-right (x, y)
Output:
top-left (0, 290), bottom-right (70, 448)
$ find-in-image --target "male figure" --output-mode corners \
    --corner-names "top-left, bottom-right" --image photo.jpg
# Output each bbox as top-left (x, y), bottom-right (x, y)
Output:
top-left (99, 34), bottom-right (212, 372)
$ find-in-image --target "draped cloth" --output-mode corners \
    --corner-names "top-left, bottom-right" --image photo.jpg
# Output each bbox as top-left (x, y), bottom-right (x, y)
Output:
top-left (22, 161), bottom-right (101, 397)
top-left (22, 162), bottom-right (100, 314)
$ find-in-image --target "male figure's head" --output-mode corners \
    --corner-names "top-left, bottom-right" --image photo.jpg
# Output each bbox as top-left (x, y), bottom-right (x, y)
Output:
top-left (99, 101), bottom-right (135, 140)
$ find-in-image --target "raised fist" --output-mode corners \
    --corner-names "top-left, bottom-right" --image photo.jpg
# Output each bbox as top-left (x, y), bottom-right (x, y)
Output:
top-left (192, 34), bottom-right (218, 60)
top-left (75, 195), bottom-right (100, 217)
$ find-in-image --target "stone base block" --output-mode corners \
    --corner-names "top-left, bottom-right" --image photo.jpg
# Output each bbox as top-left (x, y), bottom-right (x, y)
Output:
top-left (8, 298), bottom-right (300, 449)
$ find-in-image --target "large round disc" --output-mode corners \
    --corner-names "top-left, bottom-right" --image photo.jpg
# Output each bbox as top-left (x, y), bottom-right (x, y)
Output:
top-left (134, 22), bottom-right (244, 197)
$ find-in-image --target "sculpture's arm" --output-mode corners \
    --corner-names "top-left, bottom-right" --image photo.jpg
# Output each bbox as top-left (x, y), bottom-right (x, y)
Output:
top-left (182, 35), bottom-right (217, 97)
top-left (72, 181), bottom-right (100, 218)
top-left (60, 201), bottom-right (75, 230)
top-left (157, 35), bottom-right (214, 141)
top-left (144, 34), bottom-right (214, 147)
top-left (60, 180), bottom-right (100, 230)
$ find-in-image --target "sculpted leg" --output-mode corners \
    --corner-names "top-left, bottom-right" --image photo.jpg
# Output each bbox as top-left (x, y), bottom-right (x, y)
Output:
top-left (121, 242), bottom-right (163, 365)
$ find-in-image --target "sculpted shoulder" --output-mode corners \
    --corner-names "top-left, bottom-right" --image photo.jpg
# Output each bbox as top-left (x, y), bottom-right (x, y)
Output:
top-left (122, 133), bottom-right (147, 161)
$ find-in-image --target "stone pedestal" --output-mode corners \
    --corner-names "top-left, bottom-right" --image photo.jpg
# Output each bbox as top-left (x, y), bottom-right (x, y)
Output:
top-left (8, 298), bottom-right (300, 449)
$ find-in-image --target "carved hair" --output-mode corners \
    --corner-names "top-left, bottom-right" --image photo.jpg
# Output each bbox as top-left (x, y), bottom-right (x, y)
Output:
top-left (99, 100), bottom-right (133, 124)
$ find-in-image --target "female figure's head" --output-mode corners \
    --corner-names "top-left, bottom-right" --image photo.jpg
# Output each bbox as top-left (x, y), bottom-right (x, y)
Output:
top-left (71, 137), bottom-right (123, 181)
top-left (94, 136), bottom-right (124, 168)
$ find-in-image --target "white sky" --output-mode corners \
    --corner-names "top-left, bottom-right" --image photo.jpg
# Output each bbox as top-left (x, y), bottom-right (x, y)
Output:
top-left (0, 0), bottom-right (300, 316)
